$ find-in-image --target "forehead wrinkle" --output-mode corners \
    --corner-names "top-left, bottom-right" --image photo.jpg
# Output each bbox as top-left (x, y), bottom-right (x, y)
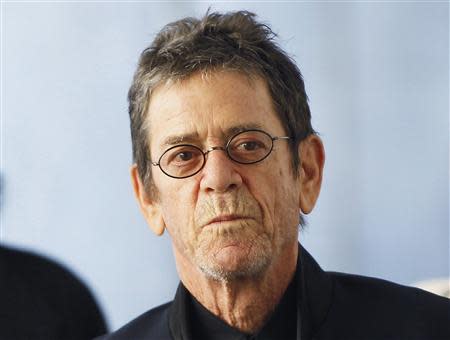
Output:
top-left (161, 123), bottom-right (266, 149)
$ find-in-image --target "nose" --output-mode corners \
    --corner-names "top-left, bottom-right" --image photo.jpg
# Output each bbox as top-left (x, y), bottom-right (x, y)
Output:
top-left (199, 147), bottom-right (243, 193)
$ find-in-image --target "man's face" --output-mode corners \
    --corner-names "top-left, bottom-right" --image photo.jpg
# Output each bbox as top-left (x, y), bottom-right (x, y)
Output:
top-left (145, 71), bottom-right (302, 280)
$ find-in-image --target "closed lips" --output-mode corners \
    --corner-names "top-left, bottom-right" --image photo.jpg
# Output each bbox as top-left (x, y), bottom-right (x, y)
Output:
top-left (206, 215), bottom-right (252, 225)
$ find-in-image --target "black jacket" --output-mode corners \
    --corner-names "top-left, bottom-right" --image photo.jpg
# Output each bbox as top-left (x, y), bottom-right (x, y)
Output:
top-left (99, 246), bottom-right (450, 340)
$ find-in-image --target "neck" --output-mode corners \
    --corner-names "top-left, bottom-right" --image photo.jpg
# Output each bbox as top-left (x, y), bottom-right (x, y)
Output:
top-left (174, 242), bottom-right (298, 334)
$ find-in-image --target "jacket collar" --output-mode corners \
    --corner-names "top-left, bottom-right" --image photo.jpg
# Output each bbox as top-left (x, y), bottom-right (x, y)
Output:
top-left (168, 244), bottom-right (333, 340)
top-left (297, 245), bottom-right (333, 340)
top-left (168, 283), bottom-right (191, 340)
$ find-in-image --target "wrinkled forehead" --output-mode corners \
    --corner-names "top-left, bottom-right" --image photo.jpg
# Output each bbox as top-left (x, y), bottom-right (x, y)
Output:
top-left (145, 70), bottom-right (284, 153)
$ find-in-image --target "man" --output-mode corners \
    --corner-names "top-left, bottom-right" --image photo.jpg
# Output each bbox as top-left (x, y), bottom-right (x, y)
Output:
top-left (99, 10), bottom-right (449, 340)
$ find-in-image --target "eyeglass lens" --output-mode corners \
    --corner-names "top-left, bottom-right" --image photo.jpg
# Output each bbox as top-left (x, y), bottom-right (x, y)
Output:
top-left (158, 130), bottom-right (274, 178)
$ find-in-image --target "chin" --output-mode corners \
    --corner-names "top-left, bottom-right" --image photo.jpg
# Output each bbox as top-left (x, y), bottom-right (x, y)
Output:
top-left (195, 241), bottom-right (272, 281)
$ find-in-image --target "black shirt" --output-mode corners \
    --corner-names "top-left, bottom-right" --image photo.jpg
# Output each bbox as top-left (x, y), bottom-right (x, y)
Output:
top-left (184, 272), bottom-right (298, 340)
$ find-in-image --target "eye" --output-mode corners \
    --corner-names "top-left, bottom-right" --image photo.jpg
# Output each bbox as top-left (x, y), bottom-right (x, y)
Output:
top-left (162, 145), bottom-right (203, 167)
top-left (175, 151), bottom-right (194, 161)
top-left (236, 140), bottom-right (262, 151)
top-left (227, 130), bottom-right (273, 163)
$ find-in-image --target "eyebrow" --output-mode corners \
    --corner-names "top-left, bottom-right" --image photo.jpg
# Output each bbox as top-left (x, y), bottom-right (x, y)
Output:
top-left (161, 132), bottom-right (200, 147)
top-left (160, 123), bottom-right (265, 148)
top-left (225, 123), bottom-right (265, 137)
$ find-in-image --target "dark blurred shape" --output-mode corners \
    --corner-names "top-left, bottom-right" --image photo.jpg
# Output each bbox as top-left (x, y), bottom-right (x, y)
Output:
top-left (0, 245), bottom-right (107, 339)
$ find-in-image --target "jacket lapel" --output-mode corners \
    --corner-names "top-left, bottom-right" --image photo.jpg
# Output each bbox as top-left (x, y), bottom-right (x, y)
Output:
top-left (168, 284), bottom-right (192, 340)
top-left (297, 245), bottom-right (334, 340)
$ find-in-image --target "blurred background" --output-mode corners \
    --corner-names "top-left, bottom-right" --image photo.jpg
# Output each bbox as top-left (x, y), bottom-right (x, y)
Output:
top-left (1, 1), bottom-right (448, 331)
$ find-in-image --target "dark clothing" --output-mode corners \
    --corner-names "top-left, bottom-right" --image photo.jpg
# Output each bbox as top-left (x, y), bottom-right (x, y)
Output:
top-left (0, 245), bottom-right (107, 340)
top-left (188, 267), bottom-right (297, 340)
top-left (98, 246), bottom-right (450, 340)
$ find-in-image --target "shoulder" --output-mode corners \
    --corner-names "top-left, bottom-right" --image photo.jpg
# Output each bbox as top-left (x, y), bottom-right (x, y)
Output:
top-left (96, 302), bottom-right (172, 340)
top-left (322, 271), bottom-right (450, 339)
top-left (1, 245), bottom-right (99, 303)
top-left (329, 271), bottom-right (449, 312)
top-left (1, 245), bottom-right (81, 283)
top-left (0, 245), bottom-right (95, 294)
top-left (0, 245), bottom-right (107, 339)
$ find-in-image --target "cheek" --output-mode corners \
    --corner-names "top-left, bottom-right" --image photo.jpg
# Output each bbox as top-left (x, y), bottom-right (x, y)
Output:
top-left (247, 169), bottom-right (300, 240)
top-left (159, 183), bottom-right (199, 251)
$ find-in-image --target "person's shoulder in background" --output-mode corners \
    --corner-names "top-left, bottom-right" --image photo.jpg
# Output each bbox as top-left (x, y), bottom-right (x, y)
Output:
top-left (0, 244), bottom-right (108, 340)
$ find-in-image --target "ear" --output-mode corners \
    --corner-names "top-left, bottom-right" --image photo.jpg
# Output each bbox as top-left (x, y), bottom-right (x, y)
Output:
top-left (130, 164), bottom-right (165, 236)
top-left (298, 135), bottom-right (325, 214)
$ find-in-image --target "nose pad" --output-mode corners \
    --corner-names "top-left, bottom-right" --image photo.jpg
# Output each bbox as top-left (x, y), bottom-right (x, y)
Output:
top-left (205, 146), bottom-right (227, 155)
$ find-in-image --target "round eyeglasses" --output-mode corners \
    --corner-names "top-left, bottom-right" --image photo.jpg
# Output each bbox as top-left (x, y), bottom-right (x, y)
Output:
top-left (151, 129), bottom-right (290, 179)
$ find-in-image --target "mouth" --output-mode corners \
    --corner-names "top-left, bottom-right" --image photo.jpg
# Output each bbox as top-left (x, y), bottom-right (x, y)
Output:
top-left (204, 215), bottom-right (252, 227)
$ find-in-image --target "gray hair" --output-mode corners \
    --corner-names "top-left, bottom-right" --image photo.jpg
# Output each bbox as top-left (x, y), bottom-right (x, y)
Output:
top-left (128, 10), bottom-right (315, 196)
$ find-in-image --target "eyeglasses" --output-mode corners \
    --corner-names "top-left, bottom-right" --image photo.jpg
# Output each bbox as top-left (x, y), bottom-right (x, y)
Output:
top-left (151, 129), bottom-right (290, 179)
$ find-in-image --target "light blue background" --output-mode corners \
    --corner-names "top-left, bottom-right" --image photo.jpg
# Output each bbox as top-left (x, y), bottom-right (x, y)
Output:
top-left (1, 1), bottom-right (448, 331)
